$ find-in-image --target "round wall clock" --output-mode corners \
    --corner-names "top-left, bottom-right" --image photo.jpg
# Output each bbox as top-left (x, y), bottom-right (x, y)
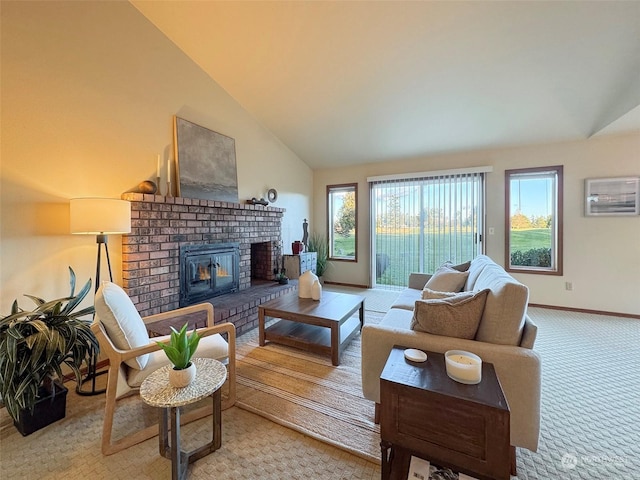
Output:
top-left (267, 188), bottom-right (278, 203)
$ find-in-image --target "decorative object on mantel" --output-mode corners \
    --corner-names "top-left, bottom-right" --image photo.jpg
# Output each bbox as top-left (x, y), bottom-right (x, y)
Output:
top-left (247, 197), bottom-right (269, 206)
top-left (166, 161), bottom-right (172, 197)
top-left (156, 153), bottom-right (162, 195)
top-left (298, 269), bottom-right (319, 298)
top-left (174, 116), bottom-right (239, 202)
top-left (156, 323), bottom-right (201, 388)
top-left (267, 188), bottom-right (278, 203)
top-left (136, 180), bottom-right (157, 194)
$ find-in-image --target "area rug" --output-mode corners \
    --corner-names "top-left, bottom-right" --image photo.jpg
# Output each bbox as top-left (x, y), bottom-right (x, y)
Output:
top-left (234, 311), bottom-right (383, 464)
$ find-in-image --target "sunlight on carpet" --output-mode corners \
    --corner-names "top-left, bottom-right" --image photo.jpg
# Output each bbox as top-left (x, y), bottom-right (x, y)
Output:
top-left (235, 311), bottom-right (384, 464)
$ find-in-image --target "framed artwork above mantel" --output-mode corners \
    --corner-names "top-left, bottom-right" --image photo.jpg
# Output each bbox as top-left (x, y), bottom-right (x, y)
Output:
top-left (585, 177), bottom-right (640, 216)
top-left (173, 116), bottom-right (239, 203)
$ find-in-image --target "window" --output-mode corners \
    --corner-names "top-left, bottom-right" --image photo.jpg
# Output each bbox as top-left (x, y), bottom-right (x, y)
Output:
top-left (327, 183), bottom-right (357, 261)
top-left (505, 166), bottom-right (563, 275)
top-left (370, 170), bottom-right (486, 288)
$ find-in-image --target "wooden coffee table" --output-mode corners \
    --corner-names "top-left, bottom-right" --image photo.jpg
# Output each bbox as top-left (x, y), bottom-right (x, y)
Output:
top-left (380, 346), bottom-right (511, 480)
top-left (258, 291), bottom-right (365, 366)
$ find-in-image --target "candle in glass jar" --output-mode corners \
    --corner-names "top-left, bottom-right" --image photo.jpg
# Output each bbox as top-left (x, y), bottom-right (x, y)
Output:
top-left (445, 350), bottom-right (482, 384)
top-left (156, 154), bottom-right (161, 178)
top-left (167, 158), bottom-right (171, 179)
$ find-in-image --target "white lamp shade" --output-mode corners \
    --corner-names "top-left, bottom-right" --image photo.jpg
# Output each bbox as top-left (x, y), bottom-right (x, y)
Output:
top-left (70, 198), bottom-right (131, 235)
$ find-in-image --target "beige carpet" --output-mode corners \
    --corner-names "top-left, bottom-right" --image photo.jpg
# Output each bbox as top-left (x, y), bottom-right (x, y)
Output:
top-left (231, 304), bottom-right (640, 479)
top-left (1, 297), bottom-right (638, 479)
top-left (235, 312), bottom-right (383, 464)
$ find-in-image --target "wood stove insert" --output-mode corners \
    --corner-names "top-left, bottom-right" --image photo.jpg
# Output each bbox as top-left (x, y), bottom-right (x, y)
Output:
top-left (179, 243), bottom-right (240, 307)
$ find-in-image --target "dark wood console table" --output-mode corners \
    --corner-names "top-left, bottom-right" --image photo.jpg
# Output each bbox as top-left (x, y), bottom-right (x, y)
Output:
top-left (380, 346), bottom-right (511, 480)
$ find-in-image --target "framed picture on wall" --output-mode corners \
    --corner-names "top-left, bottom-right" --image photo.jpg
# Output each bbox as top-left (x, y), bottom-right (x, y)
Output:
top-left (585, 177), bottom-right (640, 216)
top-left (174, 116), bottom-right (239, 203)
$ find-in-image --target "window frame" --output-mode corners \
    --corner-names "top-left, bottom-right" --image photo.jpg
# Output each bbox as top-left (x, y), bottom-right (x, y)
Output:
top-left (327, 183), bottom-right (358, 262)
top-left (504, 165), bottom-right (563, 275)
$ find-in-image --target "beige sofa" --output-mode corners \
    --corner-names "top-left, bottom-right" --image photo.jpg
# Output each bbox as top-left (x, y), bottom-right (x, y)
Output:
top-left (361, 255), bottom-right (541, 452)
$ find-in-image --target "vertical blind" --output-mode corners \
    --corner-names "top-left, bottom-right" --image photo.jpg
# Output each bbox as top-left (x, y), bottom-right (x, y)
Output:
top-left (369, 169), bottom-right (487, 288)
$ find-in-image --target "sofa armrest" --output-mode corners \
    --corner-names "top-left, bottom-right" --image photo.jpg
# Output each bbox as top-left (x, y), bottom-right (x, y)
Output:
top-left (408, 272), bottom-right (432, 289)
top-left (361, 323), bottom-right (541, 451)
top-left (520, 315), bottom-right (538, 349)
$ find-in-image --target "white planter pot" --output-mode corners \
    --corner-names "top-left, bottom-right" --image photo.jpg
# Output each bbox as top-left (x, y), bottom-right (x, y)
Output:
top-left (168, 362), bottom-right (197, 388)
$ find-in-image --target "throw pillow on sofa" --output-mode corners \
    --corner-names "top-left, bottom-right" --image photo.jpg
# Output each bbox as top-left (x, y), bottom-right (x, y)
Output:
top-left (423, 265), bottom-right (469, 292)
top-left (421, 287), bottom-right (459, 300)
top-left (410, 289), bottom-right (490, 339)
top-left (443, 260), bottom-right (471, 272)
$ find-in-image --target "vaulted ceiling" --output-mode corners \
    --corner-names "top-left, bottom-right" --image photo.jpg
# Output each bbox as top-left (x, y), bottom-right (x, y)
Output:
top-left (132, 1), bottom-right (640, 169)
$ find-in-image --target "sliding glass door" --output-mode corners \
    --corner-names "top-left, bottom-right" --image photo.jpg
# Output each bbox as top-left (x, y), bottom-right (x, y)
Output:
top-left (370, 170), bottom-right (486, 288)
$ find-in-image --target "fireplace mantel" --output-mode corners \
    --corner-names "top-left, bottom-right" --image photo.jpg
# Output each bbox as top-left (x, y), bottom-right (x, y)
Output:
top-left (120, 193), bottom-right (284, 320)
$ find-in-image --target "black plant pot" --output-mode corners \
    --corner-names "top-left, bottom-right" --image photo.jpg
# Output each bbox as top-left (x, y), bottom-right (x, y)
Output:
top-left (13, 380), bottom-right (68, 436)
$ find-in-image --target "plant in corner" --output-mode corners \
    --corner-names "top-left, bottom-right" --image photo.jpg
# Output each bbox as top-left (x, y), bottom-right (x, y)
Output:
top-left (0, 267), bottom-right (97, 435)
top-left (306, 232), bottom-right (329, 278)
top-left (156, 323), bottom-right (201, 388)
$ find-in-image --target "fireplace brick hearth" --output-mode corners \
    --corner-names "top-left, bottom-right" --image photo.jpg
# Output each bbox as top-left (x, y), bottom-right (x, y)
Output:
top-left (120, 193), bottom-right (291, 334)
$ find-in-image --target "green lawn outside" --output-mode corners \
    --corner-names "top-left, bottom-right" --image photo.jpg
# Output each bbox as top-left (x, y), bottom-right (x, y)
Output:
top-left (509, 229), bottom-right (552, 252)
top-left (370, 229), bottom-right (552, 287)
top-left (374, 232), bottom-right (476, 287)
top-left (332, 235), bottom-right (356, 258)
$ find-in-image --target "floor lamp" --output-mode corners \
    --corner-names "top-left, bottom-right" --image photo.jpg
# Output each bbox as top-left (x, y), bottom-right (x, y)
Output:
top-left (70, 198), bottom-right (131, 395)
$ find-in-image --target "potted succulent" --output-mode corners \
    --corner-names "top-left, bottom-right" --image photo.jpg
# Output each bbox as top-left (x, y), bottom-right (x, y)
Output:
top-left (306, 232), bottom-right (329, 280)
top-left (156, 323), bottom-right (201, 388)
top-left (0, 267), bottom-right (97, 435)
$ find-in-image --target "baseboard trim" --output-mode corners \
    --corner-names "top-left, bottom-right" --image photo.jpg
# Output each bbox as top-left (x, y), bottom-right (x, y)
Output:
top-left (529, 303), bottom-right (640, 320)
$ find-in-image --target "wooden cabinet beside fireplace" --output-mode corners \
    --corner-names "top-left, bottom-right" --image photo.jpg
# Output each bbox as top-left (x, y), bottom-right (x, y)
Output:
top-left (283, 252), bottom-right (317, 279)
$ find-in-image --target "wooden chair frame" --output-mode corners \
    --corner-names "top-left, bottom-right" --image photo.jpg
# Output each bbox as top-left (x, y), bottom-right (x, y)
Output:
top-left (93, 302), bottom-right (236, 456)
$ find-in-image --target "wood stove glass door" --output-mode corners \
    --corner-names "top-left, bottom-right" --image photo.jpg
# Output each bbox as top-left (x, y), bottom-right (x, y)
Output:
top-left (187, 254), bottom-right (214, 298)
top-left (213, 252), bottom-right (235, 291)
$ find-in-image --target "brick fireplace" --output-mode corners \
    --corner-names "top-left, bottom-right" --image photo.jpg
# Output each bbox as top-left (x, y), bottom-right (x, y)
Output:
top-left (121, 193), bottom-right (289, 334)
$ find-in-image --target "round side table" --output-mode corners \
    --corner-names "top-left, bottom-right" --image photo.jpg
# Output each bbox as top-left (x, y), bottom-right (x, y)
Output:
top-left (140, 357), bottom-right (227, 480)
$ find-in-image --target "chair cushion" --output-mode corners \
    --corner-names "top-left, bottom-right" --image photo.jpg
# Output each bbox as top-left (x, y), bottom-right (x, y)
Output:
top-left (424, 265), bottom-right (469, 292)
top-left (410, 289), bottom-right (490, 339)
top-left (127, 333), bottom-right (229, 387)
top-left (95, 281), bottom-right (150, 370)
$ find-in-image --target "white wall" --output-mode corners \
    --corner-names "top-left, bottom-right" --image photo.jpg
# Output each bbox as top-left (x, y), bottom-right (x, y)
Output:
top-left (0, 1), bottom-right (312, 313)
top-left (313, 133), bottom-right (640, 316)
